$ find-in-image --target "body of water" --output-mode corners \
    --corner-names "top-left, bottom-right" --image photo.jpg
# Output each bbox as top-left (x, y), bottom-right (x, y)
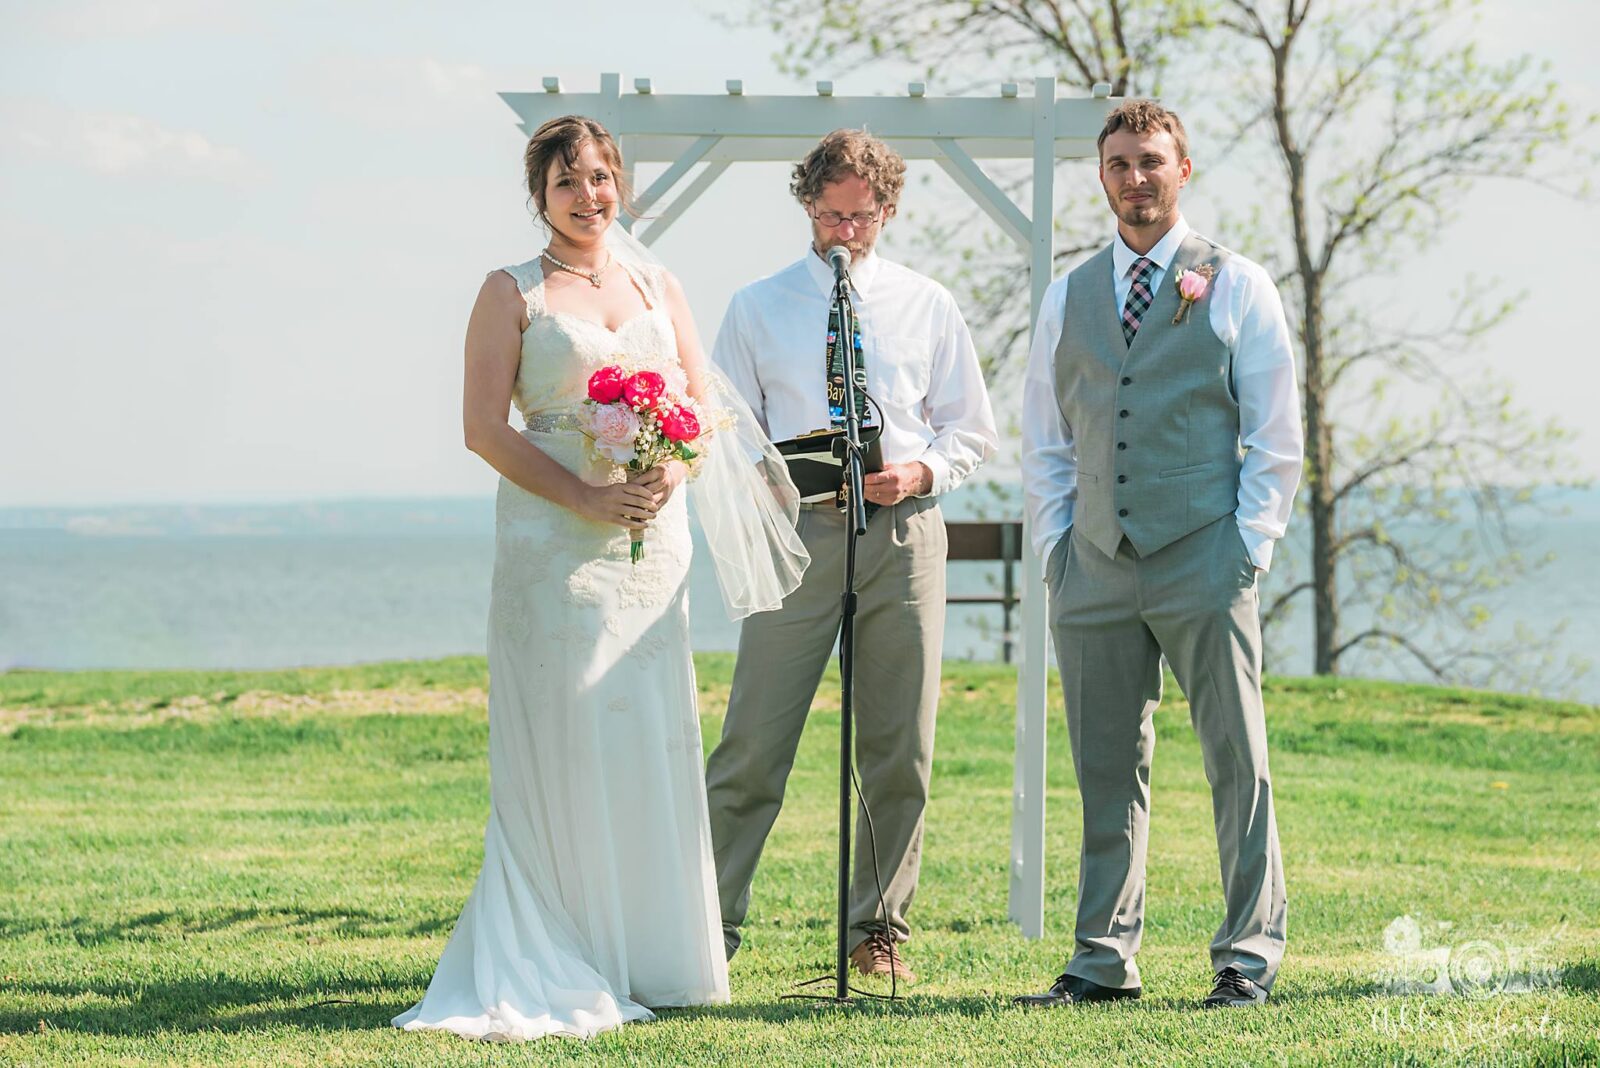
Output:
top-left (3, 487), bottom-right (1595, 703)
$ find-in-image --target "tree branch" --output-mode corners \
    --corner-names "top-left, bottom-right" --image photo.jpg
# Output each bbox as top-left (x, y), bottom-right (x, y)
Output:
top-left (1331, 628), bottom-right (1448, 679)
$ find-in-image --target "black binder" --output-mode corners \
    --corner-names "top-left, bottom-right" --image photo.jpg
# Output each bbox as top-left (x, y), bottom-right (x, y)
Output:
top-left (773, 427), bottom-right (885, 504)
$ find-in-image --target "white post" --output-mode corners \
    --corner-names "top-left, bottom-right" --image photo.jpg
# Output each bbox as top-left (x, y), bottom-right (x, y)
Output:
top-left (1008, 75), bottom-right (1055, 941)
top-left (595, 73), bottom-right (630, 232)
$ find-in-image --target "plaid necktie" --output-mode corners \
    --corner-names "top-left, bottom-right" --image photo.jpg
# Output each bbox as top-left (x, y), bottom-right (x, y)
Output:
top-left (1121, 256), bottom-right (1157, 346)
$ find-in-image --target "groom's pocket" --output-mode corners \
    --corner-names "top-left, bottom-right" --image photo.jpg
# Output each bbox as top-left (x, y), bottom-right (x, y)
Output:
top-left (1045, 530), bottom-right (1072, 593)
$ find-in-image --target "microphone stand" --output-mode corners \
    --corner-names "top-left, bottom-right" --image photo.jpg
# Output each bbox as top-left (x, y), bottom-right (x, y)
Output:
top-left (830, 266), bottom-right (867, 1002)
top-left (790, 253), bottom-right (897, 1008)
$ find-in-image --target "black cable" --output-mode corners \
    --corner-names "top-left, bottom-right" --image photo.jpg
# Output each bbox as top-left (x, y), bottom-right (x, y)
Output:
top-left (788, 382), bottom-right (905, 1005)
top-left (850, 747), bottom-right (901, 1003)
top-left (784, 666), bottom-right (904, 1005)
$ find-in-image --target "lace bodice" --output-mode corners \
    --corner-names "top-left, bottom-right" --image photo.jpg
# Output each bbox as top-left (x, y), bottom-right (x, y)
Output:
top-left (498, 256), bottom-right (688, 426)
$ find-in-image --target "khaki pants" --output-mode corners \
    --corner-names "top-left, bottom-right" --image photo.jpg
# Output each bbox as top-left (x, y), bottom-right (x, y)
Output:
top-left (705, 496), bottom-right (947, 959)
top-left (1047, 513), bottom-right (1287, 991)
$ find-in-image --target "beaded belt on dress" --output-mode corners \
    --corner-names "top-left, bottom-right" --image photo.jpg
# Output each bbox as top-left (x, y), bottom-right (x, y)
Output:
top-left (523, 410), bottom-right (582, 433)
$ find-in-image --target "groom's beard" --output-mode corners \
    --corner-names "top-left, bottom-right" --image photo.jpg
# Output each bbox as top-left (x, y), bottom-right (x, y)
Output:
top-left (1106, 185), bottom-right (1178, 230)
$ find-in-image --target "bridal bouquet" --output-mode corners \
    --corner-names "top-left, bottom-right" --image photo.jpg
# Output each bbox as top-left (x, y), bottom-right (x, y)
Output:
top-left (580, 362), bottom-right (703, 563)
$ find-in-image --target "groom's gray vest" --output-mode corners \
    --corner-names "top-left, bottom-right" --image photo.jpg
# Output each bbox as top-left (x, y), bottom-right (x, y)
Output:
top-left (1054, 233), bottom-right (1241, 560)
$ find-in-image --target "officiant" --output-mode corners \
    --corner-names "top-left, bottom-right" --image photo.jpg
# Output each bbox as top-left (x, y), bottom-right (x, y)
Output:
top-left (704, 129), bottom-right (997, 983)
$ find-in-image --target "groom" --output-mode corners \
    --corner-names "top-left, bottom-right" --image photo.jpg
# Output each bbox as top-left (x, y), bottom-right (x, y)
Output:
top-left (1018, 101), bottom-right (1303, 1008)
top-left (705, 129), bottom-right (997, 981)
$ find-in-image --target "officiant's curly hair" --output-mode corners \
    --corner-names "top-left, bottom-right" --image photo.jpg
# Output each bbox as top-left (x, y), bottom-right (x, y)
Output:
top-left (1097, 100), bottom-right (1189, 161)
top-left (791, 130), bottom-right (906, 217)
top-left (523, 115), bottom-right (637, 223)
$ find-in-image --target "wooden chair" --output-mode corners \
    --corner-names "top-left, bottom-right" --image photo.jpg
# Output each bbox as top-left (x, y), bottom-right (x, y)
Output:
top-left (945, 520), bottom-right (1024, 663)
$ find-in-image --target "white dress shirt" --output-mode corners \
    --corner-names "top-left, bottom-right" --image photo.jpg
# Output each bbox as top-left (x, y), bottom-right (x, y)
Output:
top-left (714, 249), bottom-right (998, 497)
top-left (1021, 216), bottom-right (1303, 569)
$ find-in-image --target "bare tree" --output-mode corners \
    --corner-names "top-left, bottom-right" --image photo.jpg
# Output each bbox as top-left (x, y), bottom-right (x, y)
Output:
top-left (757, 0), bottom-right (1205, 95)
top-left (740, 0), bottom-right (1593, 693)
top-left (1211, 0), bottom-right (1592, 689)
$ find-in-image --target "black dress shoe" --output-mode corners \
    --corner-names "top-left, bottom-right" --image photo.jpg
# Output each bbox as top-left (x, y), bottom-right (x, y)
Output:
top-left (1014, 972), bottom-right (1142, 1007)
top-left (1203, 967), bottom-right (1269, 1008)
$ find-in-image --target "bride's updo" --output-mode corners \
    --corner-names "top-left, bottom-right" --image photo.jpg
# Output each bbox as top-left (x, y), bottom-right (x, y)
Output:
top-left (523, 115), bottom-right (635, 224)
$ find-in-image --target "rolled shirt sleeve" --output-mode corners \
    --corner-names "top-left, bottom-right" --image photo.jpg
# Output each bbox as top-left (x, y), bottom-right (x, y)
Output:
top-left (914, 291), bottom-right (998, 496)
top-left (1220, 260), bottom-right (1303, 572)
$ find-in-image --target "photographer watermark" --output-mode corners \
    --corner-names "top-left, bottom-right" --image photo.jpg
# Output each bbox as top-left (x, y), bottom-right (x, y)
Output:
top-left (1375, 914), bottom-right (1566, 998)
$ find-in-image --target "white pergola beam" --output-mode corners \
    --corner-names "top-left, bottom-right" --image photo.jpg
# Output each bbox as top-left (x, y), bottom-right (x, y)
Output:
top-left (614, 136), bottom-right (1101, 164)
top-left (932, 138), bottom-right (1030, 251)
top-left (499, 91), bottom-right (1111, 159)
top-left (630, 134), bottom-right (722, 218)
top-left (637, 161), bottom-right (731, 247)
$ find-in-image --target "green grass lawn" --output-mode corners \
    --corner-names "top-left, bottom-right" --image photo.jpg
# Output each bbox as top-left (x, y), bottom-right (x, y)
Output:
top-left (1, 657), bottom-right (1596, 1066)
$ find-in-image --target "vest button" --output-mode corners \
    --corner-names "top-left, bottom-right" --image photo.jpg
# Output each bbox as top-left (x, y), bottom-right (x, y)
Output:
top-left (1117, 442), bottom-right (1127, 450)
top-left (1118, 508), bottom-right (1129, 517)
top-left (1121, 377), bottom-right (1132, 385)
top-left (1119, 409), bottom-right (1130, 418)
top-left (1117, 475), bottom-right (1128, 483)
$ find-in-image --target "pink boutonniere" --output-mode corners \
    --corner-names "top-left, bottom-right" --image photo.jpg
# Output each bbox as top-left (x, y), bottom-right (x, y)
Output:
top-left (1172, 264), bottom-right (1216, 324)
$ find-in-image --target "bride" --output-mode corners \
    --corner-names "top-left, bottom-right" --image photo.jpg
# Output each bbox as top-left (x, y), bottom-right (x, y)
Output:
top-left (392, 115), bottom-right (808, 1042)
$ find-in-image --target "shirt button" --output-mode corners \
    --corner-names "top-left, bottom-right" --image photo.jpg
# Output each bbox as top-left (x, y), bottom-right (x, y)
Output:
top-left (1117, 442), bottom-right (1127, 451)
top-left (1119, 409), bottom-right (1130, 418)
top-left (1121, 377), bottom-right (1132, 385)
top-left (1118, 509), bottom-right (1129, 517)
top-left (1117, 475), bottom-right (1128, 483)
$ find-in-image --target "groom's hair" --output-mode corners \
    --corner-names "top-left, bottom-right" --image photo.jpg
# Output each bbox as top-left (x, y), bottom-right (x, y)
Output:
top-left (790, 130), bottom-right (906, 216)
top-left (1097, 100), bottom-right (1189, 162)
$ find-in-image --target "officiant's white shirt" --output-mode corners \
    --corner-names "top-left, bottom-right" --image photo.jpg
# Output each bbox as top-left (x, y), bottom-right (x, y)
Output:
top-left (713, 249), bottom-right (998, 497)
top-left (1021, 216), bottom-right (1303, 569)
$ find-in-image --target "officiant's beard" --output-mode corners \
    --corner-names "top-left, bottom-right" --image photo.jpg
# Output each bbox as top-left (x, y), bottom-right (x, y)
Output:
top-left (810, 228), bottom-right (877, 264)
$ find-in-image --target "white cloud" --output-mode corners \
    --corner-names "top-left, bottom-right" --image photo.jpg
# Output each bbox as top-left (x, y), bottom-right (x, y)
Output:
top-left (297, 54), bottom-right (503, 128)
top-left (8, 0), bottom-right (251, 38)
top-left (0, 98), bottom-right (256, 181)
top-left (419, 57), bottom-right (490, 99)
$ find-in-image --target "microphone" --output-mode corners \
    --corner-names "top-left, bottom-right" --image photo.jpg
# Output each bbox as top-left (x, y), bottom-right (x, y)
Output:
top-left (826, 245), bottom-right (851, 281)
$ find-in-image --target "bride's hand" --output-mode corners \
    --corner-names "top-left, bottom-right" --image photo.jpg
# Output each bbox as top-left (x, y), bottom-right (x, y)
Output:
top-left (630, 461), bottom-right (688, 507)
top-left (579, 482), bottom-right (660, 530)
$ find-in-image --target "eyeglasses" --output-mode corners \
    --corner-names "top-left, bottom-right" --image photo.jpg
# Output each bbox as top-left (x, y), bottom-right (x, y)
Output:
top-left (811, 208), bottom-right (882, 228)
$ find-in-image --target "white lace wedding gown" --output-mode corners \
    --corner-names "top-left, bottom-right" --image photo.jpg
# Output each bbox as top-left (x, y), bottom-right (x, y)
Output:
top-left (392, 256), bottom-right (729, 1041)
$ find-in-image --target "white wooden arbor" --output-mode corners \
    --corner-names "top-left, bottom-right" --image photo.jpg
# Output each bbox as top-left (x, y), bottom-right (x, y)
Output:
top-left (500, 73), bottom-right (1115, 939)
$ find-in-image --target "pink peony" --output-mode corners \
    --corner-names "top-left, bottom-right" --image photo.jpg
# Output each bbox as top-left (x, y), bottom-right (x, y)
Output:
top-left (1177, 269), bottom-right (1209, 302)
top-left (587, 403), bottom-right (641, 463)
top-left (622, 371), bottom-right (666, 411)
top-left (659, 405), bottom-right (702, 443)
top-left (587, 365), bottom-right (627, 404)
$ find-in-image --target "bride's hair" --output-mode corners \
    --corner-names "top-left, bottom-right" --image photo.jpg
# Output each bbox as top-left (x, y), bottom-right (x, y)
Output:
top-left (523, 115), bottom-right (636, 226)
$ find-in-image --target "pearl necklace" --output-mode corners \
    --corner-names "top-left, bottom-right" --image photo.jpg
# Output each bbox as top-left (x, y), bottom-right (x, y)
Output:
top-left (542, 248), bottom-right (611, 288)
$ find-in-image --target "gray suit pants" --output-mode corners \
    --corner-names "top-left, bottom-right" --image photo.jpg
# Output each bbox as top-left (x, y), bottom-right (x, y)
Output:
top-left (1047, 513), bottom-right (1286, 991)
top-left (705, 496), bottom-right (946, 959)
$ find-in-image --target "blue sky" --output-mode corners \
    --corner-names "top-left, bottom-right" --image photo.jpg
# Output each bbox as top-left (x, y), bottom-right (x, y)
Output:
top-left (1, 0), bottom-right (1594, 507)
